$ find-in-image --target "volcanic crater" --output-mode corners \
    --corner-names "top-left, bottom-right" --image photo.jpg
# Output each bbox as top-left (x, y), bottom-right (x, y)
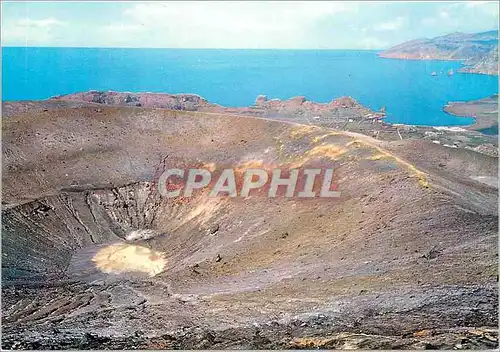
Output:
top-left (1, 103), bottom-right (498, 349)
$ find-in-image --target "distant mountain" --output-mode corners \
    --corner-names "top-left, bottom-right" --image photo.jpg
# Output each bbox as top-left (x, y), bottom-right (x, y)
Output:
top-left (379, 30), bottom-right (498, 75)
top-left (461, 45), bottom-right (498, 75)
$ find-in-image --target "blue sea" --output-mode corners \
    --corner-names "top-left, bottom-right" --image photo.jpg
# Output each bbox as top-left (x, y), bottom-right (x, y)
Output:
top-left (2, 47), bottom-right (498, 126)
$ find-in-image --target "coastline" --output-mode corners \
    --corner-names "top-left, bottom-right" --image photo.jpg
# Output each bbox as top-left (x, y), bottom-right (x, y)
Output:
top-left (377, 30), bottom-right (499, 76)
top-left (4, 90), bottom-right (495, 132)
top-left (378, 54), bottom-right (498, 76)
top-left (443, 95), bottom-right (499, 133)
top-left (2, 90), bottom-right (494, 130)
top-left (3, 90), bottom-right (498, 157)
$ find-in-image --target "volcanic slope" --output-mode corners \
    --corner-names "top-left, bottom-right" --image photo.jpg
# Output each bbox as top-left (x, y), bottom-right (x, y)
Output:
top-left (2, 106), bottom-right (498, 349)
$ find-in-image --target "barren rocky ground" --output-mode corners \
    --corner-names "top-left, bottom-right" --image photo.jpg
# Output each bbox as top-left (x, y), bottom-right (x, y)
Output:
top-left (1, 97), bottom-right (498, 349)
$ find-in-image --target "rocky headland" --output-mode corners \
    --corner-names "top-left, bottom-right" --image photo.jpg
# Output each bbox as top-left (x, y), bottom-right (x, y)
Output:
top-left (444, 95), bottom-right (499, 133)
top-left (47, 90), bottom-right (379, 121)
top-left (379, 30), bottom-right (498, 75)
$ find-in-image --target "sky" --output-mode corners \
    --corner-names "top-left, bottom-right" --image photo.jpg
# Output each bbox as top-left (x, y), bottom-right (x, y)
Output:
top-left (1, 1), bottom-right (499, 49)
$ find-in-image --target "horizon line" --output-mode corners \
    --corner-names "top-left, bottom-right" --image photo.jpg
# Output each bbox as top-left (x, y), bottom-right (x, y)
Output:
top-left (1, 45), bottom-right (384, 51)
